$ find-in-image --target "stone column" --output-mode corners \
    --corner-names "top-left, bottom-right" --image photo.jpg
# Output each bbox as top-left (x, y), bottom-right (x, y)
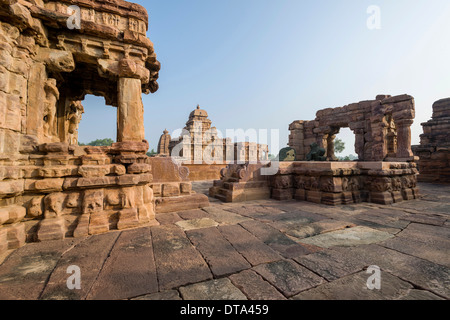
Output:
top-left (117, 78), bottom-right (145, 142)
top-left (354, 129), bottom-right (365, 161)
top-left (395, 119), bottom-right (414, 158)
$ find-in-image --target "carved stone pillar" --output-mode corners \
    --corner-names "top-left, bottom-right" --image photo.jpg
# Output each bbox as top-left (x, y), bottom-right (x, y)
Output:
top-left (117, 77), bottom-right (145, 142)
top-left (354, 129), bottom-right (365, 161)
top-left (326, 134), bottom-right (338, 161)
top-left (395, 119), bottom-right (414, 158)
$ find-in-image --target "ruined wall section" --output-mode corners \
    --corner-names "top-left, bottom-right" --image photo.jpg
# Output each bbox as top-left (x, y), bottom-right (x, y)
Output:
top-left (0, 0), bottom-right (167, 255)
top-left (415, 98), bottom-right (450, 183)
top-left (289, 95), bottom-right (415, 162)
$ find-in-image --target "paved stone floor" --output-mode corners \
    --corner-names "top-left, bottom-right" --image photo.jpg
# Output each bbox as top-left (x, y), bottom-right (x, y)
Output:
top-left (0, 182), bottom-right (449, 300)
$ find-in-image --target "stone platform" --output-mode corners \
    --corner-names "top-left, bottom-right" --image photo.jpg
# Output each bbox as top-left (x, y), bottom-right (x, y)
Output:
top-left (0, 182), bottom-right (448, 300)
top-left (210, 161), bottom-right (419, 206)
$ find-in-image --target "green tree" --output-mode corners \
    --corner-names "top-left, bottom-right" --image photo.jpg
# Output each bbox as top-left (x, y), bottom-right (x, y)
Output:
top-left (146, 149), bottom-right (157, 157)
top-left (334, 138), bottom-right (345, 154)
top-left (78, 138), bottom-right (115, 147)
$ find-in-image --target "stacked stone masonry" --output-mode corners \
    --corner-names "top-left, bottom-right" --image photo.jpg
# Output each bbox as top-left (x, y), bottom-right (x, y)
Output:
top-left (289, 95), bottom-right (416, 162)
top-left (414, 98), bottom-right (450, 183)
top-left (210, 161), bottom-right (419, 206)
top-left (211, 94), bottom-right (419, 206)
top-left (0, 0), bottom-right (209, 255)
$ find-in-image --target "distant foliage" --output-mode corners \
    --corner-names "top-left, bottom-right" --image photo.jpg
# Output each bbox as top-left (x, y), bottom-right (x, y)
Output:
top-left (147, 149), bottom-right (157, 157)
top-left (334, 138), bottom-right (345, 154)
top-left (78, 138), bottom-right (115, 147)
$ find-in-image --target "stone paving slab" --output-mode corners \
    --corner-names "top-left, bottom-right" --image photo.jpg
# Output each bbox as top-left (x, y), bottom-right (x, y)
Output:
top-left (285, 219), bottom-right (356, 239)
top-left (298, 226), bottom-right (395, 248)
top-left (292, 271), bottom-right (422, 300)
top-left (218, 225), bottom-right (283, 266)
top-left (294, 247), bottom-right (368, 281)
top-left (176, 209), bottom-right (210, 220)
top-left (340, 244), bottom-right (450, 299)
top-left (253, 259), bottom-right (325, 298)
top-left (175, 218), bottom-right (219, 231)
top-left (86, 228), bottom-right (158, 300)
top-left (179, 278), bottom-right (247, 300)
top-left (186, 227), bottom-right (250, 277)
top-left (229, 269), bottom-right (286, 300)
top-left (239, 219), bottom-right (321, 259)
top-left (380, 236), bottom-right (450, 267)
top-left (132, 290), bottom-right (182, 300)
top-left (0, 238), bottom-right (83, 300)
top-left (40, 232), bottom-right (120, 300)
top-left (202, 207), bottom-right (251, 225)
top-left (0, 183), bottom-right (448, 301)
top-left (151, 225), bottom-right (212, 290)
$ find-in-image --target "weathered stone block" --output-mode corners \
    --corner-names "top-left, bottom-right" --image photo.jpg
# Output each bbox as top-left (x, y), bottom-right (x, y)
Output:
top-left (37, 217), bottom-right (66, 242)
top-left (89, 212), bottom-right (109, 235)
top-left (117, 208), bottom-right (139, 230)
top-left (6, 223), bottom-right (26, 249)
top-left (162, 183), bottom-right (180, 197)
top-left (0, 205), bottom-right (26, 225)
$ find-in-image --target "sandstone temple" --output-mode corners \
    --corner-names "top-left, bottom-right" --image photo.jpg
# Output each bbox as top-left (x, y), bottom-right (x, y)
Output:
top-left (165, 105), bottom-right (269, 181)
top-left (0, 0), bottom-right (208, 255)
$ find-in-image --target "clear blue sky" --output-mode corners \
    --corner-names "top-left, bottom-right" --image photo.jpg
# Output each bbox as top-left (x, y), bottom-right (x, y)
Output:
top-left (79, 0), bottom-right (450, 156)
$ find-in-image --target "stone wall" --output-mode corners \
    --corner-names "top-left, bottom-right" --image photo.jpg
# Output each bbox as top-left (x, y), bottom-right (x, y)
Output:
top-left (270, 162), bottom-right (419, 205)
top-left (210, 161), bottom-right (419, 206)
top-left (0, 0), bottom-right (208, 255)
top-left (415, 98), bottom-right (450, 183)
top-left (289, 95), bottom-right (416, 162)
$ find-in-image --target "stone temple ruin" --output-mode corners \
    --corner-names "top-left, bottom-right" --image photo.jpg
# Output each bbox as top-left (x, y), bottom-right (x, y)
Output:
top-left (210, 95), bottom-right (420, 205)
top-left (164, 105), bottom-right (269, 181)
top-left (414, 98), bottom-right (450, 183)
top-left (0, 0), bottom-right (208, 255)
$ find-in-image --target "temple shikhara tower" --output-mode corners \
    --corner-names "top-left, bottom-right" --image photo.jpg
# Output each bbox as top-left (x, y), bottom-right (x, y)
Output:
top-left (0, 0), bottom-right (208, 254)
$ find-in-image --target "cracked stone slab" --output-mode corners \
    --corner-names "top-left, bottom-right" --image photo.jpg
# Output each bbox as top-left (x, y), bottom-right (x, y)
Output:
top-left (292, 271), bottom-right (415, 300)
top-left (219, 224), bottom-right (283, 266)
top-left (151, 225), bottom-right (212, 290)
top-left (40, 232), bottom-right (120, 300)
top-left (202, 207), bottom-right (251, 225)
top-left (294, 247), bottom-right (369, 281)
top-left (298, 226), bottom-right (394, 248)
top-left (380, 236), bottom-right (450, 268)
top-left (239, 219), bottom-right (321, 259)
top-left (340, 244), bottom-right (450, 299)
top-left (131, 290), bottom-right (182, 300)
top-left (186, 227), bottom-right (250, 277)
top-left (86, 228), bottom-right (158, 300)
top-left (0, 238), bottom-right (83, 300)
top-left (229, 269), bottom-right (286, 300)
top-left (179, 278), bottom-right (247, 300)
top-left (175, 218), bottom-right (219, 231)
top-left (253, 259), bottom-right (325, 298)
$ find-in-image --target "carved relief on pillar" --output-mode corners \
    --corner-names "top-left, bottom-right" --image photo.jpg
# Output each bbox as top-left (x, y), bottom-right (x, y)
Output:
top-left (67, 101), bottom-right (84, 146)
top-left (43, 79), bottom-right (60, 140)
top-left (44, 192), bottom-right (66, 219)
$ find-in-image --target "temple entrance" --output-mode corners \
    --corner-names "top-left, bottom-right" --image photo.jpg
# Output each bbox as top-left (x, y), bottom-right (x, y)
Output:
top-left (334, 127), bottom-right (357, 161)
top-left (77, 95), bottom-right (117, 146)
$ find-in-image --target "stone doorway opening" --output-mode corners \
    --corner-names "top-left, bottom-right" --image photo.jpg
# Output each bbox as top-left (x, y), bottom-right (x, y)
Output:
top-left (333, 127), bottom-right (357, 161)
top-left (77, 95), bottom-right (117, 146)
